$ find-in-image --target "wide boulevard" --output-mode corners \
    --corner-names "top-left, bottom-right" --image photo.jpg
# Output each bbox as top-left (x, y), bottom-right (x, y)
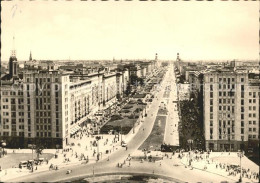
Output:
top-left (9, 64), bottom-right (234, 182)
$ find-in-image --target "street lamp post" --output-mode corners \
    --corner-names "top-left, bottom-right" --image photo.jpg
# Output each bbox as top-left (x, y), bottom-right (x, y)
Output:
top-left (95, 136), bottom-right (101, 160)
top-left (132, 112), bottom-right (135, 134)
top-left (187, 139), bottom-right (193, 151)
top-left (237, 151), bottom-right (244, 182)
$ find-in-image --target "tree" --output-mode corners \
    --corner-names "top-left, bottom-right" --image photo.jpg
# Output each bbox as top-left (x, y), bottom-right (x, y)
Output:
top-left (35, 145), bottom-right (44, 161)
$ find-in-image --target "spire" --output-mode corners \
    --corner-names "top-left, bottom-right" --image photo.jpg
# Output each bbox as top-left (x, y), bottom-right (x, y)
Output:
top-left (11, 36), bottom-right (16, 57)
top-left (155, 53), bottom-right (158, 61)
top-left (177, 53), bottom-right (180, 61)
top-left (29, 50), bottom-right (32, 61)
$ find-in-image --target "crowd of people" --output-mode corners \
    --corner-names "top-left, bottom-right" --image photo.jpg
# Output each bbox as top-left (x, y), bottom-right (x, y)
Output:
top-left (177, 150), bottom-right (259, 182)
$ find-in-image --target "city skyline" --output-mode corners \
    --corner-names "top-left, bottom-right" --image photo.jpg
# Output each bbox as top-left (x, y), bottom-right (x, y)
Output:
top-left (1, 1), bottom-right (259, 61)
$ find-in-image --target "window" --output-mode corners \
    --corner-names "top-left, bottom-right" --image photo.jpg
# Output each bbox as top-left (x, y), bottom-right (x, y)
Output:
top-left (210, 106), bottom-right (213, 112)
top-left (249, 106), bottom-right (252, 110)
top-left (210, 84), bottom-right (213, 91)
top-left (219, 92), bottom-right (222, 97)
top-left (210, 120), bottom-right (213, 126)
top-left (232, 78), bottom-right (235, 82)
top-left (249, 113), bottom-right (252, 117)
top-left (219, 78), bottom-right (222, 82)
top-left (223, 92), bottom-right (226, 96)
top-left (241, 99), bottom-right (244, 105)
top-left (249, 121), bottom-right (252, 124)
top-left (241, 114), bottom-right (244, 120)
top-left (241, 128), bottom-right (244, 134)
top-left (249, 92), bottom-right (252, 96)
top-left (249, 128), bottom-right (252, 132)
top-left (241, 121), bottom-right (244, 127)
top-left (253, 128), bottom-right (256, 132)
top-left (210, 113), bottom-right (213, 119)
top-left (210, 92), bottom-right (213, 98)
top-left (241, 85), bottom-right (244, 91)
top-left (253, 92), bottom-right (256, 98)
top-left (210, 99), bottom-right (213, 105)
top-left (219, 106), bottom-right (222, 110)
top-left (223, 78), bottom-right (226, 82)
top-left (253, 121), bottom-right (256, 125)
top-left (241, 78), bottom-right (244, 82)
top-left (210, 78), bottom-right (213, 82)
top-left (219, 99), bottom-right (222, 104)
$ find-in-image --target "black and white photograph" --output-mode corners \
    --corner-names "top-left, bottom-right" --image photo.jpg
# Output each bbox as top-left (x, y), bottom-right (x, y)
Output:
top-left (0, 0), bottom-right (259, 182)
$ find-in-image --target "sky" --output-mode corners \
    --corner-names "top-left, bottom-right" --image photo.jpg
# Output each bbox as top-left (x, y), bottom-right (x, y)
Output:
top-left (1, 1), bottom-right (259, 61)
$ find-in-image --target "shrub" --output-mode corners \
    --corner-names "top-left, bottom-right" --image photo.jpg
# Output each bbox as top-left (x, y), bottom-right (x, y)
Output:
top-left (123, 105), bottom-right (133, 109)
top-left (111, 115), bottom-right (123, 121)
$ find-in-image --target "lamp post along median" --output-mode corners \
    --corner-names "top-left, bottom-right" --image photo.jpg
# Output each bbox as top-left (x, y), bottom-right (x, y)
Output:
top-left (237, 151), bottom-right (244, 182)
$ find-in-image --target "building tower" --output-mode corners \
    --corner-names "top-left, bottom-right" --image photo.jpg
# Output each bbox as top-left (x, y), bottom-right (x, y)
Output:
top-left (9, 36), bottom-right (18, 78)
top-left (29, 51), bottom-right (32, 61)
top-left (176, 53), bottom-right (180, 61)
top-left (155, 53), bottom-right (158, 61)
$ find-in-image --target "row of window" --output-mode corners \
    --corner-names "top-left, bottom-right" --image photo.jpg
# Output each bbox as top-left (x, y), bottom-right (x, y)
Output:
top-left (249, 106), bottom-right (257, 111)
top-left (218, 84), bottom-right (235, 90)
top-left (248, 113), bottom-right (257, 118)
top-left (249, 121), bottom-right (257, 125)
top-left (248, 135), bottom-right (258, 139)
top-left (36, 132), bottom-right (60, 138)
top-left (249, 128), bottom-right (257, 132)
top-left (36, 125), bottom-right (51, 130)
top-left (209, 77), bottom-right (246, 83)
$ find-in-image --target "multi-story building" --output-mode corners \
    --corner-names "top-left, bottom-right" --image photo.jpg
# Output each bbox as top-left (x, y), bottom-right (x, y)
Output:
top-left (203, 69), bottom-right (259, 151)
top-left (1, 43), bottom-right (132, 149)
top-left (22, 70), bottom-right (70, 147)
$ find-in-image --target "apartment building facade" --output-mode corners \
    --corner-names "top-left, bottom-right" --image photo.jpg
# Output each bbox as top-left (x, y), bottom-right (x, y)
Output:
top-left (204, 69), bottom-right (259, 151)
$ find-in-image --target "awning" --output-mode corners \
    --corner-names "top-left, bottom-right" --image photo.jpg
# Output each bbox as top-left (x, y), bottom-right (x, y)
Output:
top-left (70, 125), bottom-right (81, 134)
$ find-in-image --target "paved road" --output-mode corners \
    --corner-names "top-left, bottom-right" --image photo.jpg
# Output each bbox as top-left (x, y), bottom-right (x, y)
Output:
top-left (8, 68), bottom-right (170, 182)
top-left (164, 63), bottom-right (179, 146)
top-left (8, 67), bottom-right (235, 183)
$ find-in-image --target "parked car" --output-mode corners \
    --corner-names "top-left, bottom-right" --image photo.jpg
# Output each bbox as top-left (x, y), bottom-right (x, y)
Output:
top-left (19, 161), bottom-right (28, 168)
top-left (121, 141), bottom-right (127, 147)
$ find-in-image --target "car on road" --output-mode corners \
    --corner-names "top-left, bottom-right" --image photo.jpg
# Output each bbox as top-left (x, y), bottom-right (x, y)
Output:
top-left (121, 141), bottom-right (127, 147)
top-left (66, 169), bottom-right (72, 174)
top-left (19, 161), bottom-right (28, 168)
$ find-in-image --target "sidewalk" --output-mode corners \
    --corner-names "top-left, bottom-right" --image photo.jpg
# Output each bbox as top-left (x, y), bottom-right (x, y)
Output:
top-left (179, 152), bottom-right (259, 183)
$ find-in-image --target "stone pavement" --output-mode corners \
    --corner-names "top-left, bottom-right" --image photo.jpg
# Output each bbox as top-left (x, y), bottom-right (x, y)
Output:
top-left (164, 63), bottom-right (179, 146)
top-left (179, 152), bottom-right (259, 183)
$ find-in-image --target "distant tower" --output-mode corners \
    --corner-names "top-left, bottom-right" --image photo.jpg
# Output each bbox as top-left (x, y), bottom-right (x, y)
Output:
top-left (9, 36), bottom-right (18, 78)
top-left (176, 53), bottom-right (180, 61)
top-left (29, 50), bottom-right (32, 61)
top-left (155, 53), bottom-right (158, 61)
